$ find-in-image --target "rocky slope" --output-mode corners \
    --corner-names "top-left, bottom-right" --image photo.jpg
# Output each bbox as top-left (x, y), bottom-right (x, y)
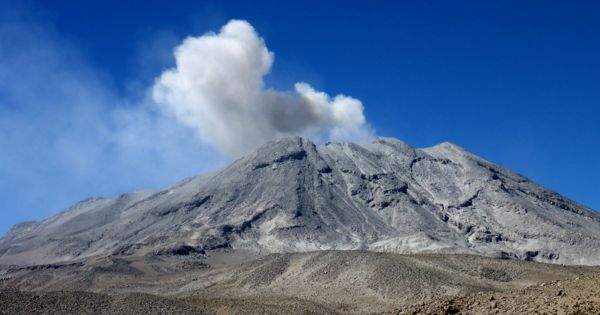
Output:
top-left (0, 290), bottom-right (213, 315)
top-left (2, 251), bottom-right (598, 314)
top-left (398, 272), bottom-right (600, 315)
top-left (1, 137), bottom-right (599, 265)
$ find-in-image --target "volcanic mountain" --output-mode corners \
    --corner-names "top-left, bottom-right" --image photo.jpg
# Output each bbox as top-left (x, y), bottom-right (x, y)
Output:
top-left (1, 136), bottom-right (599, 266)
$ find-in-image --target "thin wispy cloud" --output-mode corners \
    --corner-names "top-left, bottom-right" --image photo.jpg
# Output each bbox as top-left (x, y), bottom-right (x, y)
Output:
top-left (0, 16), bottom-right (374, 232)
top-left (0, 12), bottom-right (223, 232)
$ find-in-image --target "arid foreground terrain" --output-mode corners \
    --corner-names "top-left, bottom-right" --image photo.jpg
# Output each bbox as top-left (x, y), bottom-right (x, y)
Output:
top-left (1, 250), bottom-right (599, 314)
top-left (399, 272), bottom-right (600, 315)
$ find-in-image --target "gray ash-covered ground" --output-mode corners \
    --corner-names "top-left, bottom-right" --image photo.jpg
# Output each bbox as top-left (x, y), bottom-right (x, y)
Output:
top-left (2, 251), bottom-right (599, 314)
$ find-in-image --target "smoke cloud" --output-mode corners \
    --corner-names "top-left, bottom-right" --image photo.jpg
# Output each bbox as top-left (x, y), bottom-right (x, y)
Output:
top-left (0, 15), bottom-right (373, 234)
top-left (153, 20), bottom-right (373, 157)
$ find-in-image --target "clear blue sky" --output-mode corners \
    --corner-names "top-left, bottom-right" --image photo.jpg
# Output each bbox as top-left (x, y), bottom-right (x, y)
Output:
top-left (1, 0), bottom-right (599, 235)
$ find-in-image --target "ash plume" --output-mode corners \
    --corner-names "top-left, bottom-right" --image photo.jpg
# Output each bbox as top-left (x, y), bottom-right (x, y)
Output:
top-left (153, 20), bottom-right (374, 157)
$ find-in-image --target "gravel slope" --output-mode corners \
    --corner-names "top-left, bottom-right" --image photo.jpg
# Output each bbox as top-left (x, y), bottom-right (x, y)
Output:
top-left (397, 273), bottom-right (600, 315)
top-left (2, 251), bottom-right (598, 314)
top-left (0, 290), bottom-right (212, 315)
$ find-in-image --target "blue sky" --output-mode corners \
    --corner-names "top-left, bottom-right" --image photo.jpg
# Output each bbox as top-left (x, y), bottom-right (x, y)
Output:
top-left (0, 0), bottom-right (599, 235)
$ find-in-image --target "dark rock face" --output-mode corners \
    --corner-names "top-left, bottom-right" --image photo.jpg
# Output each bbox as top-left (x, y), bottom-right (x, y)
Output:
top-left (1, 136), bottom-right (599, 266)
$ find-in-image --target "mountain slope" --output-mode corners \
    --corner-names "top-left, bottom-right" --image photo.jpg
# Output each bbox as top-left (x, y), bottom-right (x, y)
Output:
top-left (2, 251), bottom-right (597, 314)
top-left (1, 137), bottom-right (599, 265)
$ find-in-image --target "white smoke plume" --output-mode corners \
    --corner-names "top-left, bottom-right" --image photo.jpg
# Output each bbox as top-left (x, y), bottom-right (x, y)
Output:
top-left (153, 20), bottom-right (373, 157)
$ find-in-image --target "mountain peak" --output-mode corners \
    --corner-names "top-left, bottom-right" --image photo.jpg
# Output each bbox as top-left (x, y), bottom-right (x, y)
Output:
top-left (373, 137), bottom-right (411, 147)
top-left (2, 137), bottom-right (600, 266)
top-left (423, 141), bottom-right (468, 154)
top-left (436, 141), bottom-right (465, 150)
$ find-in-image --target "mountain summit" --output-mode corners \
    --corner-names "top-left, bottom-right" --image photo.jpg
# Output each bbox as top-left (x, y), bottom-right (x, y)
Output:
top-left (1, 137), bottom-right (599, 266)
